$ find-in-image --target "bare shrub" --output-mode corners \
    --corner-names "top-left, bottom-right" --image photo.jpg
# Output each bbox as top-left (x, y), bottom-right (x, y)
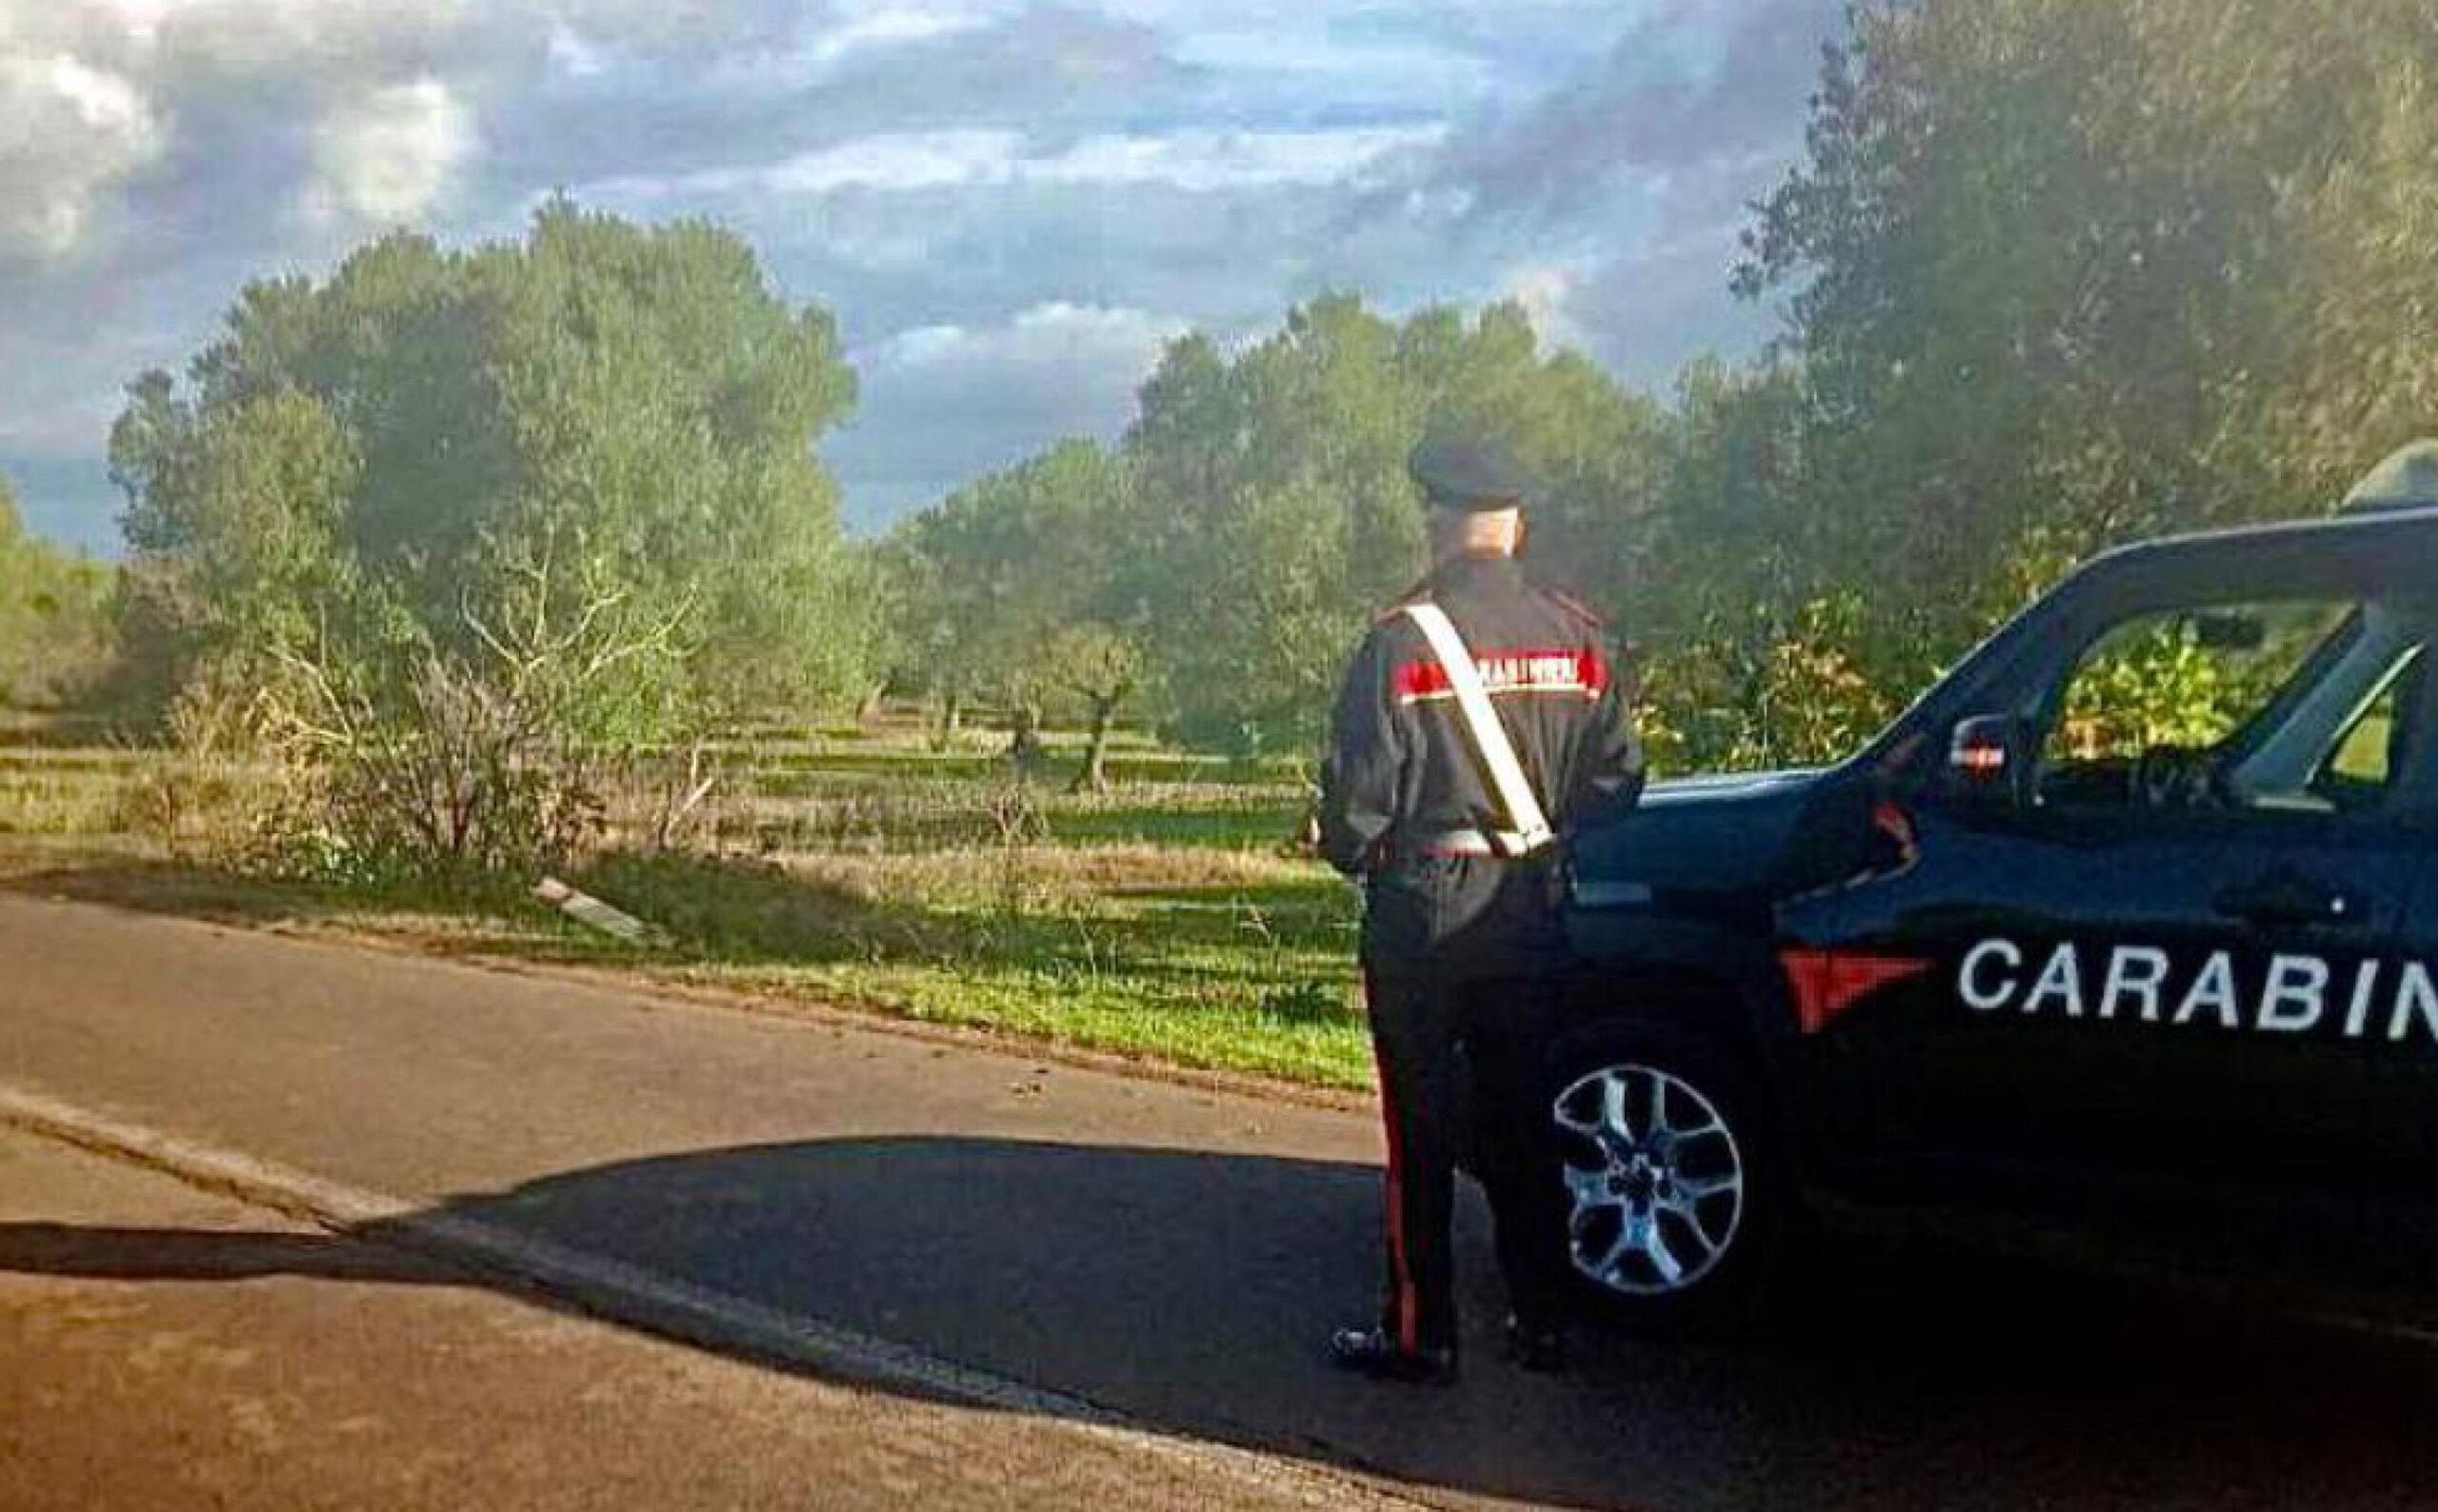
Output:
top-left (598, 739), bottom-right (726, 853)
top-left (225, 565), bottom-right (695, 884)
top-left (111, 682), bottom-right (284, 861)
top-left (984, 780), bottom-right (1047, 919)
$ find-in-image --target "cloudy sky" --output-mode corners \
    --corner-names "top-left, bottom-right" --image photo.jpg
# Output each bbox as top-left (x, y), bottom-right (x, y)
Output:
top-left (0, 0), bottom-right (1844, 552)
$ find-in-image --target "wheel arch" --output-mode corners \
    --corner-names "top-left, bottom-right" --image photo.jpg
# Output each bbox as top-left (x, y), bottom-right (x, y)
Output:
top-left (1558, 917), bottom-right (1808, 1162)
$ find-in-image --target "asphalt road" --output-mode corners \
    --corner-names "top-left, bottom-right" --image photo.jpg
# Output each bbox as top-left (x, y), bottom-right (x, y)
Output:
top-left (0, 1125), bottom-right (1365, 1512)
top-left (3, 892), bottom-right (2436, 1509)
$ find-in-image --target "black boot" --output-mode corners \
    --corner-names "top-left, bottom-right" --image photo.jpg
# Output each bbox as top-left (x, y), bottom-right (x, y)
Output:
top-left (1329, 1325), bottom-right (1458, 1386)
top-left (1504, 1313), bottom-right (1568, 1375)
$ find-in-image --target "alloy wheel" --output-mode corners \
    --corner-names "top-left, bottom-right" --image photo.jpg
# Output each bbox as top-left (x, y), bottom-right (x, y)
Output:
top-left (1552, 1062), bottom-right (1746, 1297)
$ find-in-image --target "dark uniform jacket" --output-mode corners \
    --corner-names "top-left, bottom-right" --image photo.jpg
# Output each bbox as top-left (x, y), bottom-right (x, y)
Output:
top-left (1319, 554), bottom-right (1645, 972)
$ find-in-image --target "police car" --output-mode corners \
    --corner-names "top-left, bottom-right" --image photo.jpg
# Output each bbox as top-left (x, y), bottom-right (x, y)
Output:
top-left (1552, 444), bottom-right (2438, 1326)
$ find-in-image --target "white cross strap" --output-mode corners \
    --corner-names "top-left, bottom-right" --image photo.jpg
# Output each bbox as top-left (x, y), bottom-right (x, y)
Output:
top-left (1401, 601), bottom-right (1556, 857)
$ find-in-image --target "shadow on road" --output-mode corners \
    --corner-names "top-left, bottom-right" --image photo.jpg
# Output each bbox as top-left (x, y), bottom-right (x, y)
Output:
top-left (4, 1137), bottom-right (2436, 1511)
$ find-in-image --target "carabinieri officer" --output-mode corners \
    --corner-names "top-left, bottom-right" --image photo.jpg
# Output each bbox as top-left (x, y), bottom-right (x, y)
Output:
top-left (1320, 434), bottom-right (1644, 1383)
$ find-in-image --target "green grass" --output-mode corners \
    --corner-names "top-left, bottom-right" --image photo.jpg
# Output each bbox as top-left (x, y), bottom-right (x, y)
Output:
top-left (0, 709), bottom-right (1372, 1090)
top-left (1044, 799), bottom-right (1305, 849)
top-left (726, 748), bottom-right (1296, 790)
top-left (565, 847), bottom-right (1369, 1086)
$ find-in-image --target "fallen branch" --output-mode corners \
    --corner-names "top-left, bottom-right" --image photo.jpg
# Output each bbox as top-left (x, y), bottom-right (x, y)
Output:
top-left (533, 876), bottom-right (656, 945)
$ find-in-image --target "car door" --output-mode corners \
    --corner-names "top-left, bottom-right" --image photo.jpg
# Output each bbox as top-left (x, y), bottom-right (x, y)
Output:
top-left (1794, 591), bottom-right (2425, 1199)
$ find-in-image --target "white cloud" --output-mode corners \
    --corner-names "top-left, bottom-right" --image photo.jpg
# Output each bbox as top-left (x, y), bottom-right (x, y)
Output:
top-left (0, 0), bottom-right (497, 253)
top-left (6, 0), bottom-right (478, 77)
top-left (630, 3), bottom-right (1020, 98)
top-left (0, 52), bottom-right (164, 258)
top-left (871, 301), bottom-right (1189, 371)
top-left (544, 22), bottom-right (610, 81)
top-left (158, 0), bottom-right (472, 72)
top-left (300, 77), bottom-right (475, 228)
top-left (1031, 126), bottom-right (1444, 190)
top-left (805, 4), bottom-right (1005, 66)
top-left (774, 129), bottom-right (1020, 194)
top-left (1169, 30), bottom-right (1494, 103)
top-left (1502, 263), bottom-right (1590, 353)
top-left (606, 123), bottom-right (1445, 203)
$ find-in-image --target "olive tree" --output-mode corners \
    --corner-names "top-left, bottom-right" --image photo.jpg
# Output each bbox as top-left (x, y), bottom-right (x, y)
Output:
top-left (107, 202), bottom-right (864, 871)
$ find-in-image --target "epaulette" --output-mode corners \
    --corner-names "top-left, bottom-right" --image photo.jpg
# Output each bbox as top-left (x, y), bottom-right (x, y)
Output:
top-left (1371, 577), bottom-right (1434, 627)
top-left (1546, 586), bottom-right (1608, 627)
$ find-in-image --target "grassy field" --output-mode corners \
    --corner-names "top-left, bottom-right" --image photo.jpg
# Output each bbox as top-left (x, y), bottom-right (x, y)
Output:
top-left (0, 708), bottom-right (1374, 1089)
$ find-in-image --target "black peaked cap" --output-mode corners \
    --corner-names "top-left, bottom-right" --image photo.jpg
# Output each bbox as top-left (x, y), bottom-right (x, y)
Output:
top-left (1408, 436), bottom-right (1535, 510)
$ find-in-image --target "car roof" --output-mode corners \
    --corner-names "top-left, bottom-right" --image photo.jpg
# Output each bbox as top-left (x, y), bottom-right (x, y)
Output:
top-left (2085, 440), bottom-right (2438, 575)
top-left (2077, 505), bottom-right (2438, 596)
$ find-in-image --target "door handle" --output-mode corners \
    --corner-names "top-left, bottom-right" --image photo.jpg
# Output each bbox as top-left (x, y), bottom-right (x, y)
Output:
top-left (2212, 871), bottom-right (2358, 927)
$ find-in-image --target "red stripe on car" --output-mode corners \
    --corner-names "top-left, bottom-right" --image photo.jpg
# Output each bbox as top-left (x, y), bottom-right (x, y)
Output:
top-left (1781, 949), bottom-right (1934, 1034)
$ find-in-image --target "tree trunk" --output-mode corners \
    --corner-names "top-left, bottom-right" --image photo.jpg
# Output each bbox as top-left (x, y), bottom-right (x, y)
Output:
top-left (855, 679), bottom-right (889, 726)
top-left (930, 689), bottom-right (963, 751)
top-left (1070, 696), bottom-right (1117, 794)
top-left (1007, 700), bottom-right (1046, 775)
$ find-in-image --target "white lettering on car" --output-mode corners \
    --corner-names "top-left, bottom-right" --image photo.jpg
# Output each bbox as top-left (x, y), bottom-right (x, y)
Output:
top-left (2346, 959), bottom-right (2384, 1039)
top-left (2100, 945), bottom-right (2170, 1022)
top-left (2257, 954), bottom-right (2328, 1033)
top-left (1959, 939), bottom-right (2021, 1011)
top-left (2174, 952), bottom-right (2242, 1029)
top-left (2389, 962), bottom-right (2438, 1044)
top-left (1948, 939), bottom-right (2438, 1048)
top-left (2024, 942), bottom-right (2086, 1017)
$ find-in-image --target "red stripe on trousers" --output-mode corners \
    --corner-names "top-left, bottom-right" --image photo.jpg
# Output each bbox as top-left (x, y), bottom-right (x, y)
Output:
top-left (1364, 967), bottom-right (1419, 1355)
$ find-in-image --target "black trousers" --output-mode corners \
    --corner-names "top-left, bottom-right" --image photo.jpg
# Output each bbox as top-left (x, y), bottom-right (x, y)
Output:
top-left (1362, 960), bottom-right (1570, 1355)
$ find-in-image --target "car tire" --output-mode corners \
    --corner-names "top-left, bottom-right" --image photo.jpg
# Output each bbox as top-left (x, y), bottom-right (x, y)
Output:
top-left (1544, 1017), bottom-right (1788, 1333)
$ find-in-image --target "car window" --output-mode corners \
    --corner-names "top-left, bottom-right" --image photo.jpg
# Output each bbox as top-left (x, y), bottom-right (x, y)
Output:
top-left (2037, 598), bottom-right (2370, 815)
top-left (2315, 646), bottom-right (2421, 799)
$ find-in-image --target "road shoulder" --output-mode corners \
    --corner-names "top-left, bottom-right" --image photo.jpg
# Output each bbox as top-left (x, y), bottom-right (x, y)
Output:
top-left (0, 1124), bottom-right (1403, 1512)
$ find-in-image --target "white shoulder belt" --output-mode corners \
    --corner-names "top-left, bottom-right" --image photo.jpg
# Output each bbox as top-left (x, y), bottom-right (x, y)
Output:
top-left (1400, 601), bottom-right (1555, 858)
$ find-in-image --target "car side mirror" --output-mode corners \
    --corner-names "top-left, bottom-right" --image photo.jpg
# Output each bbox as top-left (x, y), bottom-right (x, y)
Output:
top-left (1943, 714), bottom-right (2034, 811)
